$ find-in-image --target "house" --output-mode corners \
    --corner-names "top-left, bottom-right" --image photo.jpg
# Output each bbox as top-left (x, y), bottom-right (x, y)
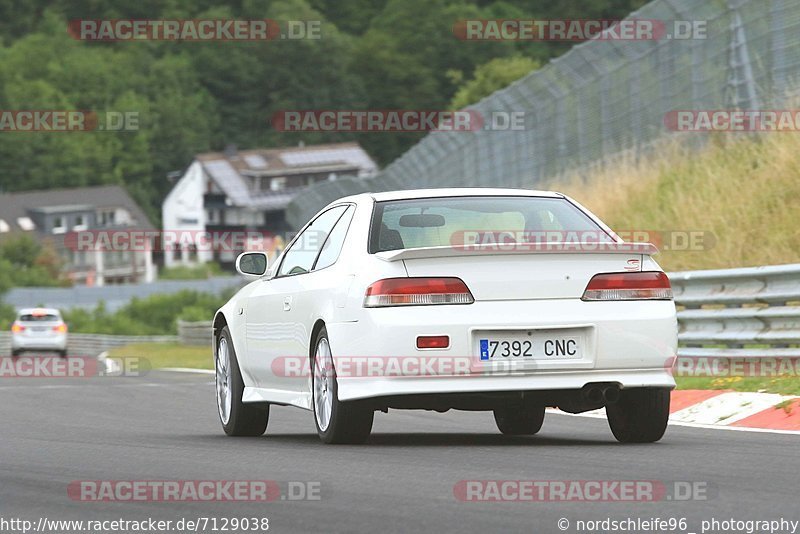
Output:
top-left (162, 142), bottom-right (377, 268)
top-left (0, 185), bottom-right (155, 286)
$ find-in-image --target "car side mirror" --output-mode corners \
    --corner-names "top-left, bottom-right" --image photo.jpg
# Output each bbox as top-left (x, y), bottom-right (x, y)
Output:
top-left (235, 252), bottom-right (269, 279)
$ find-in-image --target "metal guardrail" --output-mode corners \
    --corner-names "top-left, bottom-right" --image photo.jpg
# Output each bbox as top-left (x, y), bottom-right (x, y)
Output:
top-left (177, 320), bottom-right (213, 346)
top-left (2, 264), bottom-right (797, 357)
top-left (0, 332), bottom-right (179, 357)
top-left (0, 322), bottom-right (210, 355)
top-left (670, 264), bottom-right (800, 358)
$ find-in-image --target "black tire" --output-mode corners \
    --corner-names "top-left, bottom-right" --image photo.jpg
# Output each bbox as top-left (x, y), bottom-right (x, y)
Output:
top-left (494, 405), bottom-right (546, 435)
top-left (216, 326), bottom-right (269, 437)
top-left (312, 327), bottom-right (373, 444)
top-left (606, 387), bottom-right (670, 443)
top-left (11, 349), bottom-right (21, 358)
top-left (59, 349), bottom-right (68, 358)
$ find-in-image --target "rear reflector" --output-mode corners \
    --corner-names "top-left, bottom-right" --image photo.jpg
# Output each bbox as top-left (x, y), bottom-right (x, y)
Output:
top-left (364, 277), bottom-right (474, 307)
top-left (416, 335), bottom-right (450, 349)
top-left (53, 323), bottom-right (68, 333)
top-left (582, 271), bottom-right (673, 301)
top-left (11, 323), bottom-right (24, 333)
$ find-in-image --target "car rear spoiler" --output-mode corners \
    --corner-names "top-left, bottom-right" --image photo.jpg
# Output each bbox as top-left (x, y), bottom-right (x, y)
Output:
top-left (375, 242), bottom-right (659, 262)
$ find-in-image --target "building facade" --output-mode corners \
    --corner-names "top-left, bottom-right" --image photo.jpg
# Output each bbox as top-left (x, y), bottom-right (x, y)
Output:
top-left (0, 185), bottom-right (155, 286)
top-left (162, 142), bottom-right (377, 268)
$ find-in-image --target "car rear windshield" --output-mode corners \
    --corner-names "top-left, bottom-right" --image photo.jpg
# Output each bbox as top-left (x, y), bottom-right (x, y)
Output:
top-left (369, 196), bottom-right (612, 253)
top-left (18, 314), bottom-right (60, 322)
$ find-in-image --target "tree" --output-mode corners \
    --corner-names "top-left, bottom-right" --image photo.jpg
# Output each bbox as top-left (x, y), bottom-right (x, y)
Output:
top-left (449, 56), bottom-right (540, 110)
top-left (0, 233), bottom-right (67, 288)
top-left (0, 0), bottom-right (651, 215)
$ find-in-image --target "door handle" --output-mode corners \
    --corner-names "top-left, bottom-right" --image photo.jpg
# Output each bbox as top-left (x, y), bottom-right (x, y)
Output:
top-left (283, 296), bottom-right (292, 311)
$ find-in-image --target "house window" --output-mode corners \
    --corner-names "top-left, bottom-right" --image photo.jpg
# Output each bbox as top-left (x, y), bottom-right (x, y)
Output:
top-left (74, 215), bottom-right (87, 230)
top-left (17, 217), bottom-right (35, 231)
top-left (53, 217), bottom-right (66, 234)
top-left (270, 177), bottom-right (286, 191)
top-left (99, 210), bottom-right (115, 226)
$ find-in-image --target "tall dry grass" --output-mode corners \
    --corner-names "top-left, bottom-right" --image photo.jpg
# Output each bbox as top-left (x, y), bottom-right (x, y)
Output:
top-left (549, 135), bottom-right (800, 271)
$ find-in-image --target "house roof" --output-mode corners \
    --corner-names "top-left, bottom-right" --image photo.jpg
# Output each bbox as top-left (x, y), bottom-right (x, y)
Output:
top-left (0, 185), bottom-right (154, 233)
top-left (195, 142), bottom-right (377, 210)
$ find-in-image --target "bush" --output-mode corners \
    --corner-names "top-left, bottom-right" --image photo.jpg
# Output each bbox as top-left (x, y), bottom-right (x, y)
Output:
top-left (63, 288), bottom-right (236, 335)
top-left (0, 234), bottom-right (69, 288)
top-left (0, 300), bottom-right (16, 329)
top-left (158, 262), bottom-right (225, 280)
top-left (177, 305), bottom-right (213, 322)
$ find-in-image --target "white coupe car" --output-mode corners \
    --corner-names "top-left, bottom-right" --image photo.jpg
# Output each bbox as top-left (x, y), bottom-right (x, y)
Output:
top-left (213, 189), bottom-right (677, 444)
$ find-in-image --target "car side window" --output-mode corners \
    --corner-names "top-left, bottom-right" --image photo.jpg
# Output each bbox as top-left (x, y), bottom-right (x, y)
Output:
top-left (277, 205), bottom-right (348, 277)
top-left (313, 205), bottom-right (355, 271)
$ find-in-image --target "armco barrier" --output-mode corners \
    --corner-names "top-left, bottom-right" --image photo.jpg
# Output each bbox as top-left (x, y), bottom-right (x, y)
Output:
top-left (0, 332), bottom-right (178, 357)
top-left (177, 320), bottom-right (213, 346)
top-left (670, 263), bottom-right (800, 358)
top-left (3, 264), bottom-right (798, 357)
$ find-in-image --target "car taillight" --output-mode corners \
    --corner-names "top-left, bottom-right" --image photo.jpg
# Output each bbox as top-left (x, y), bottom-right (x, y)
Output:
top-left (53, 323), bottom-right (68, 333)
top-left (11, 323), bottom-right (24, 333)
top-left (364, 277), bottom-right (474, 307)
top-left (581, 271), bottom-right (673, 301)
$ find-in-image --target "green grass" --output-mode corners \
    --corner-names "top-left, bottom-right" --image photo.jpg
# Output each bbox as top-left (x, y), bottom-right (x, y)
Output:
top-left (107, 343), bottom-right (212, 370)
top-left (554, 136), bottom-right (800, 271)
top-left (675, 375), bottom-right (800, 396)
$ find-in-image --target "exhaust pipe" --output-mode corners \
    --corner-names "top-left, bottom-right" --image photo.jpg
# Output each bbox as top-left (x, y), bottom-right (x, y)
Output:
top-left (583, 386), bottom-right (603, 404)
top-left (602, 386), bottom-right (621, 404)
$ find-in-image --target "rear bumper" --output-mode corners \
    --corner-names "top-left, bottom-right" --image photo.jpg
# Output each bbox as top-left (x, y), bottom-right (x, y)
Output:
top-left (337, 368), bottom-right (675, 402)
top-left (328, 299), bottom-right (677, 402)
top-left (11, 334), bottom-right (67, 351)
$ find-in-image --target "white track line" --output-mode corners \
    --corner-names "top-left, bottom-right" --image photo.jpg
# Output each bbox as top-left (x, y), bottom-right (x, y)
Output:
top-left (161, 367), bottom-right (215, 375)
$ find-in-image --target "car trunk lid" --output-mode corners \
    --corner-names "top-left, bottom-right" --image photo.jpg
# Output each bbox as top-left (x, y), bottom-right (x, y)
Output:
top-left (376, 243), bottom-right (653, 301)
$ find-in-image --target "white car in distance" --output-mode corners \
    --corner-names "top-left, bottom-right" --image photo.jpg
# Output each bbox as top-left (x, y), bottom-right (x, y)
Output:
top-left (213, 189), bottom-right (677, 444)
top-left (11, 308), bottom-right (68, 358)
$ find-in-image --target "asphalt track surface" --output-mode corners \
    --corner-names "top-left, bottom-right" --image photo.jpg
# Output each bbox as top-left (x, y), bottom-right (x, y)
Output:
top-left (1, 367), bottom-right (798, 534)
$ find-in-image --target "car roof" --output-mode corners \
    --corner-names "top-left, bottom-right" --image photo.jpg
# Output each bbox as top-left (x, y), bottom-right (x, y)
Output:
top-left (336, 188), bottom-right (564, 204)
top-left (17, 308), bottom-right (61, 317)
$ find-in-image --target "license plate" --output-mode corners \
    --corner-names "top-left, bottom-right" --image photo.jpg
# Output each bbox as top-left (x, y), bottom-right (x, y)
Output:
top-left (478, 331), bottom-right (583, 361)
